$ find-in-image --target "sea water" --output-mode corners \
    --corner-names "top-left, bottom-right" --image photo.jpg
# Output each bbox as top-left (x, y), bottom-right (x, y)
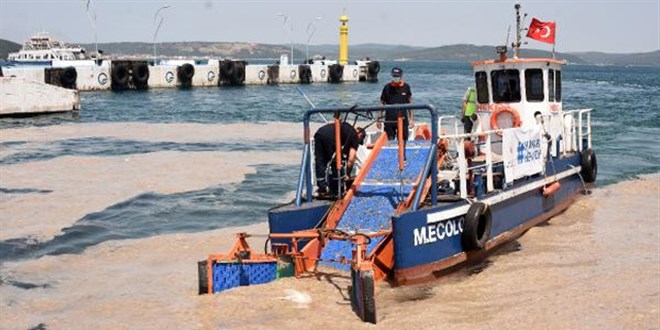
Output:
top-left (0, 61), bottom-right (658, 329)
top-left (0, 61), bottom-right (658, 262)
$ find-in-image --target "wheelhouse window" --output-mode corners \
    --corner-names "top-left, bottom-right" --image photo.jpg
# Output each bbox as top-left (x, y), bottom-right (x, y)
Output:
top-left (548, 70), bottom-right (555, 101)
top-left (491, 69), bottom-right (521, 103)
top-left (556, 70), bottom-right (562, 102)
top-left (525, 69), bottom-right (544, 102)
top-left (475, 71), bottom-right (489, 103)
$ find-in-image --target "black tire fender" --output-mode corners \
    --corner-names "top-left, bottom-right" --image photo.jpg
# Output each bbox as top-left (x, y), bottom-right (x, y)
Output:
top-left (177, 63), bottom-right (195, 81)
top-left (462, 202), bottom-right (492, 250)
top-left (328, 64), bottom-right (343, 83)
top-left (232, 61), bottom-right (245, 84)
top-left (226, 61), bottom-right (235, 79)
top-left (133, 63), bottom-right (150, 84)
top-left (368, 61), bottom-right (380, 75)
top-left (60, 66), bottom-right (77, 86)
top-left (580, 148), bottom-right (597, 183)
top-left (111, 64), bottom-right (129, 86)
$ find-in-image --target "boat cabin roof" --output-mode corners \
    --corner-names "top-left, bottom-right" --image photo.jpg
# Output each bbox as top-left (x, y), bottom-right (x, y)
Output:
top-left (470, 57), bottom-right (566, 67)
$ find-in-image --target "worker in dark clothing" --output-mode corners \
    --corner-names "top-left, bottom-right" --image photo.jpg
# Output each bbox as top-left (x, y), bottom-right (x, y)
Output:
top-left (378, 67), bottom-right (414, 141)
top-left (314, 122), bottom-right (365, 195)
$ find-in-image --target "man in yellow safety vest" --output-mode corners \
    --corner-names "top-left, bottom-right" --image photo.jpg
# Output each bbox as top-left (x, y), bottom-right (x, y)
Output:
top-left (461, 86), bottom-right (477, 134)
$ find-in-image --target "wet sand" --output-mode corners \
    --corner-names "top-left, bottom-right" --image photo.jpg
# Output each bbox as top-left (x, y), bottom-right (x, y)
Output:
top-left (1, 123), bottom-right (658, 329)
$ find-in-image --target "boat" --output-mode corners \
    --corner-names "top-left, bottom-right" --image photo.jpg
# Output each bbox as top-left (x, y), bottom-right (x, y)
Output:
top-left (7, 32), bottom-right (89, 64)
top-left (197, 4), bottom-right (597, 324)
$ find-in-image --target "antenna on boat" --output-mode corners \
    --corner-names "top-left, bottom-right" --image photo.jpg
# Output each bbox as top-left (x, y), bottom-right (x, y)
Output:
top-left (513, 3), bottom-right (522, 58)
top-left (296, 87), bottom-right (329, 123)
top-left (505, 25), bottom-right (511, 48)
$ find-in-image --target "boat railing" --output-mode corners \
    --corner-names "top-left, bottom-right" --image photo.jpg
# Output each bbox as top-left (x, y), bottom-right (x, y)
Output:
top-left (297, 104), bottom-right (440, 207)
top-left (437, 129), bottom-right (502, 199)
top-left (562, 108), bottom-right (593, 156)
top-left (438, 115), bottom-right (462, 136)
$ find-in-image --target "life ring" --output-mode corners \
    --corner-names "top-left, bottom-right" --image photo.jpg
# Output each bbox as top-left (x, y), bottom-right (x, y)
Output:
top-left (462, 202), bottom-right (492, 250)
top-left (490, 104), bottom-right (522, 135)
top-left (133, 63), bottom-right (150, 86)
top-left (580, 148), bottom-right (597, 183)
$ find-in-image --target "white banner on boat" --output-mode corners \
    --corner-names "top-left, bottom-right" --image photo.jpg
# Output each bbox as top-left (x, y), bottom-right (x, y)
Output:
top-left (502, 125), bottom-right (546, 183)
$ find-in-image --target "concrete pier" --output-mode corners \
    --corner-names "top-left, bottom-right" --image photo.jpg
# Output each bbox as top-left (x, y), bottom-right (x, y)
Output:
top-left (0, 77), bottom-right (80, 116)
top-left (1, 59), bottom-right (380, 92)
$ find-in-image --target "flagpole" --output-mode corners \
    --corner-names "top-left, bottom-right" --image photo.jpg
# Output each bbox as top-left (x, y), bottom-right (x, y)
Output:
top-left (552, 21), bottom-right (556, 59)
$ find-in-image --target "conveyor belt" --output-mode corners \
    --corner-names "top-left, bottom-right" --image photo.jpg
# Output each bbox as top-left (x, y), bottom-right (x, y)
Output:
top-left (320, 140), bottom-right (432, 270)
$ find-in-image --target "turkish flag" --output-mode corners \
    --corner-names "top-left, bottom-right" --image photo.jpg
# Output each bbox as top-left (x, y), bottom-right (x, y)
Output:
top-left (527, 18), bottom-right (556, 44)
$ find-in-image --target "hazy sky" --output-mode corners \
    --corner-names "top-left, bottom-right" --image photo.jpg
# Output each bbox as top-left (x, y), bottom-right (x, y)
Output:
top-left (1, 1), bottom-right (658, 53)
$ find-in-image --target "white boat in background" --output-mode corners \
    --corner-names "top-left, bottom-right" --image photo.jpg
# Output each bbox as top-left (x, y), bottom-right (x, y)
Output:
top-left (7, 33), bottom-right (89, 63)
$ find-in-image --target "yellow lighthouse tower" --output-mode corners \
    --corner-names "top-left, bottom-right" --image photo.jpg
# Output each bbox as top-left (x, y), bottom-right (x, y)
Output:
top-left (339, 14), bottom-right (349, 65)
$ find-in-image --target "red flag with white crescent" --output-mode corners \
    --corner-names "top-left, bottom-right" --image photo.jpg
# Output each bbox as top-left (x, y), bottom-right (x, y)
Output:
top-left (527, 18), bottom-right (556, 44)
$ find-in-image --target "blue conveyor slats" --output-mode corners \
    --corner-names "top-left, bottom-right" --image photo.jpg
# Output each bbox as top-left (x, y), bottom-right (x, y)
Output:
top-left (319, 140), bottom-right (432, 271)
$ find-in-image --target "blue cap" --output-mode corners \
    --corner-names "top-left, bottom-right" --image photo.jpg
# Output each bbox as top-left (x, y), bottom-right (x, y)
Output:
top-left (391, 67), bottom-right (403, 77)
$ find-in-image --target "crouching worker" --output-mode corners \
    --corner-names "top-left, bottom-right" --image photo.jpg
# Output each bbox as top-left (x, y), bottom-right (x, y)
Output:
top-left (314, 122), bottom-right (366, 196)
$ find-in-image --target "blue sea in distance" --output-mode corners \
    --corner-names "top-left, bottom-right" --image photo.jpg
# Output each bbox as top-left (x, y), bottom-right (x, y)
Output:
top-left (1, 61), bottom-right (659, 263)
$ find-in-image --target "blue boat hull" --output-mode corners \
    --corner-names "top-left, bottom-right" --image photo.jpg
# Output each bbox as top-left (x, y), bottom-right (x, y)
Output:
top-left (391, 153), bottom-right (584, 285)
top-left (267, 151), bottom-right (587, 286)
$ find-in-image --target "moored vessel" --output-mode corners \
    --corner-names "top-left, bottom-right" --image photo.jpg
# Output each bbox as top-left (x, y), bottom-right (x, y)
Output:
top-left (7, 32), bottom-right (89, 64)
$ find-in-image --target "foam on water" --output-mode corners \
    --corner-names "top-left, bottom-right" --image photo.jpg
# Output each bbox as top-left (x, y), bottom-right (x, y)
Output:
top-left (0, 62), bottom-right (658, 328)
top-left (0, 164), bottom-right (297, 263)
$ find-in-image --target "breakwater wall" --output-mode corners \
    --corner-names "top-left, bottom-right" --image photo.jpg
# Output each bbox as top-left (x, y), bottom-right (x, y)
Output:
top-left (1, 59), bottom-right (380, 92)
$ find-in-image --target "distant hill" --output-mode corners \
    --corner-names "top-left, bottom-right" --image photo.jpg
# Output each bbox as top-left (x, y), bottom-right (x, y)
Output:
top-left (569, 50), bottom-right (660, 66)
top-left (0, 39), bottom-right (21, 58)
top-left (395, 44), bottom-right (588, 64)
top-left (79, 41), bottom-right (302, 62)
top-left (2, 38), bottom-right (658, 66)
top-left (301, 43), bottom-right (426, 61)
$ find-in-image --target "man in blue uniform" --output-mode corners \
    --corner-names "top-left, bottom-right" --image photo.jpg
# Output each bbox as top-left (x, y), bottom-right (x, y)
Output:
top-left (314, 122), bottom-right (365, 195)
top-left (378, 67), bottom-right (414, 140)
